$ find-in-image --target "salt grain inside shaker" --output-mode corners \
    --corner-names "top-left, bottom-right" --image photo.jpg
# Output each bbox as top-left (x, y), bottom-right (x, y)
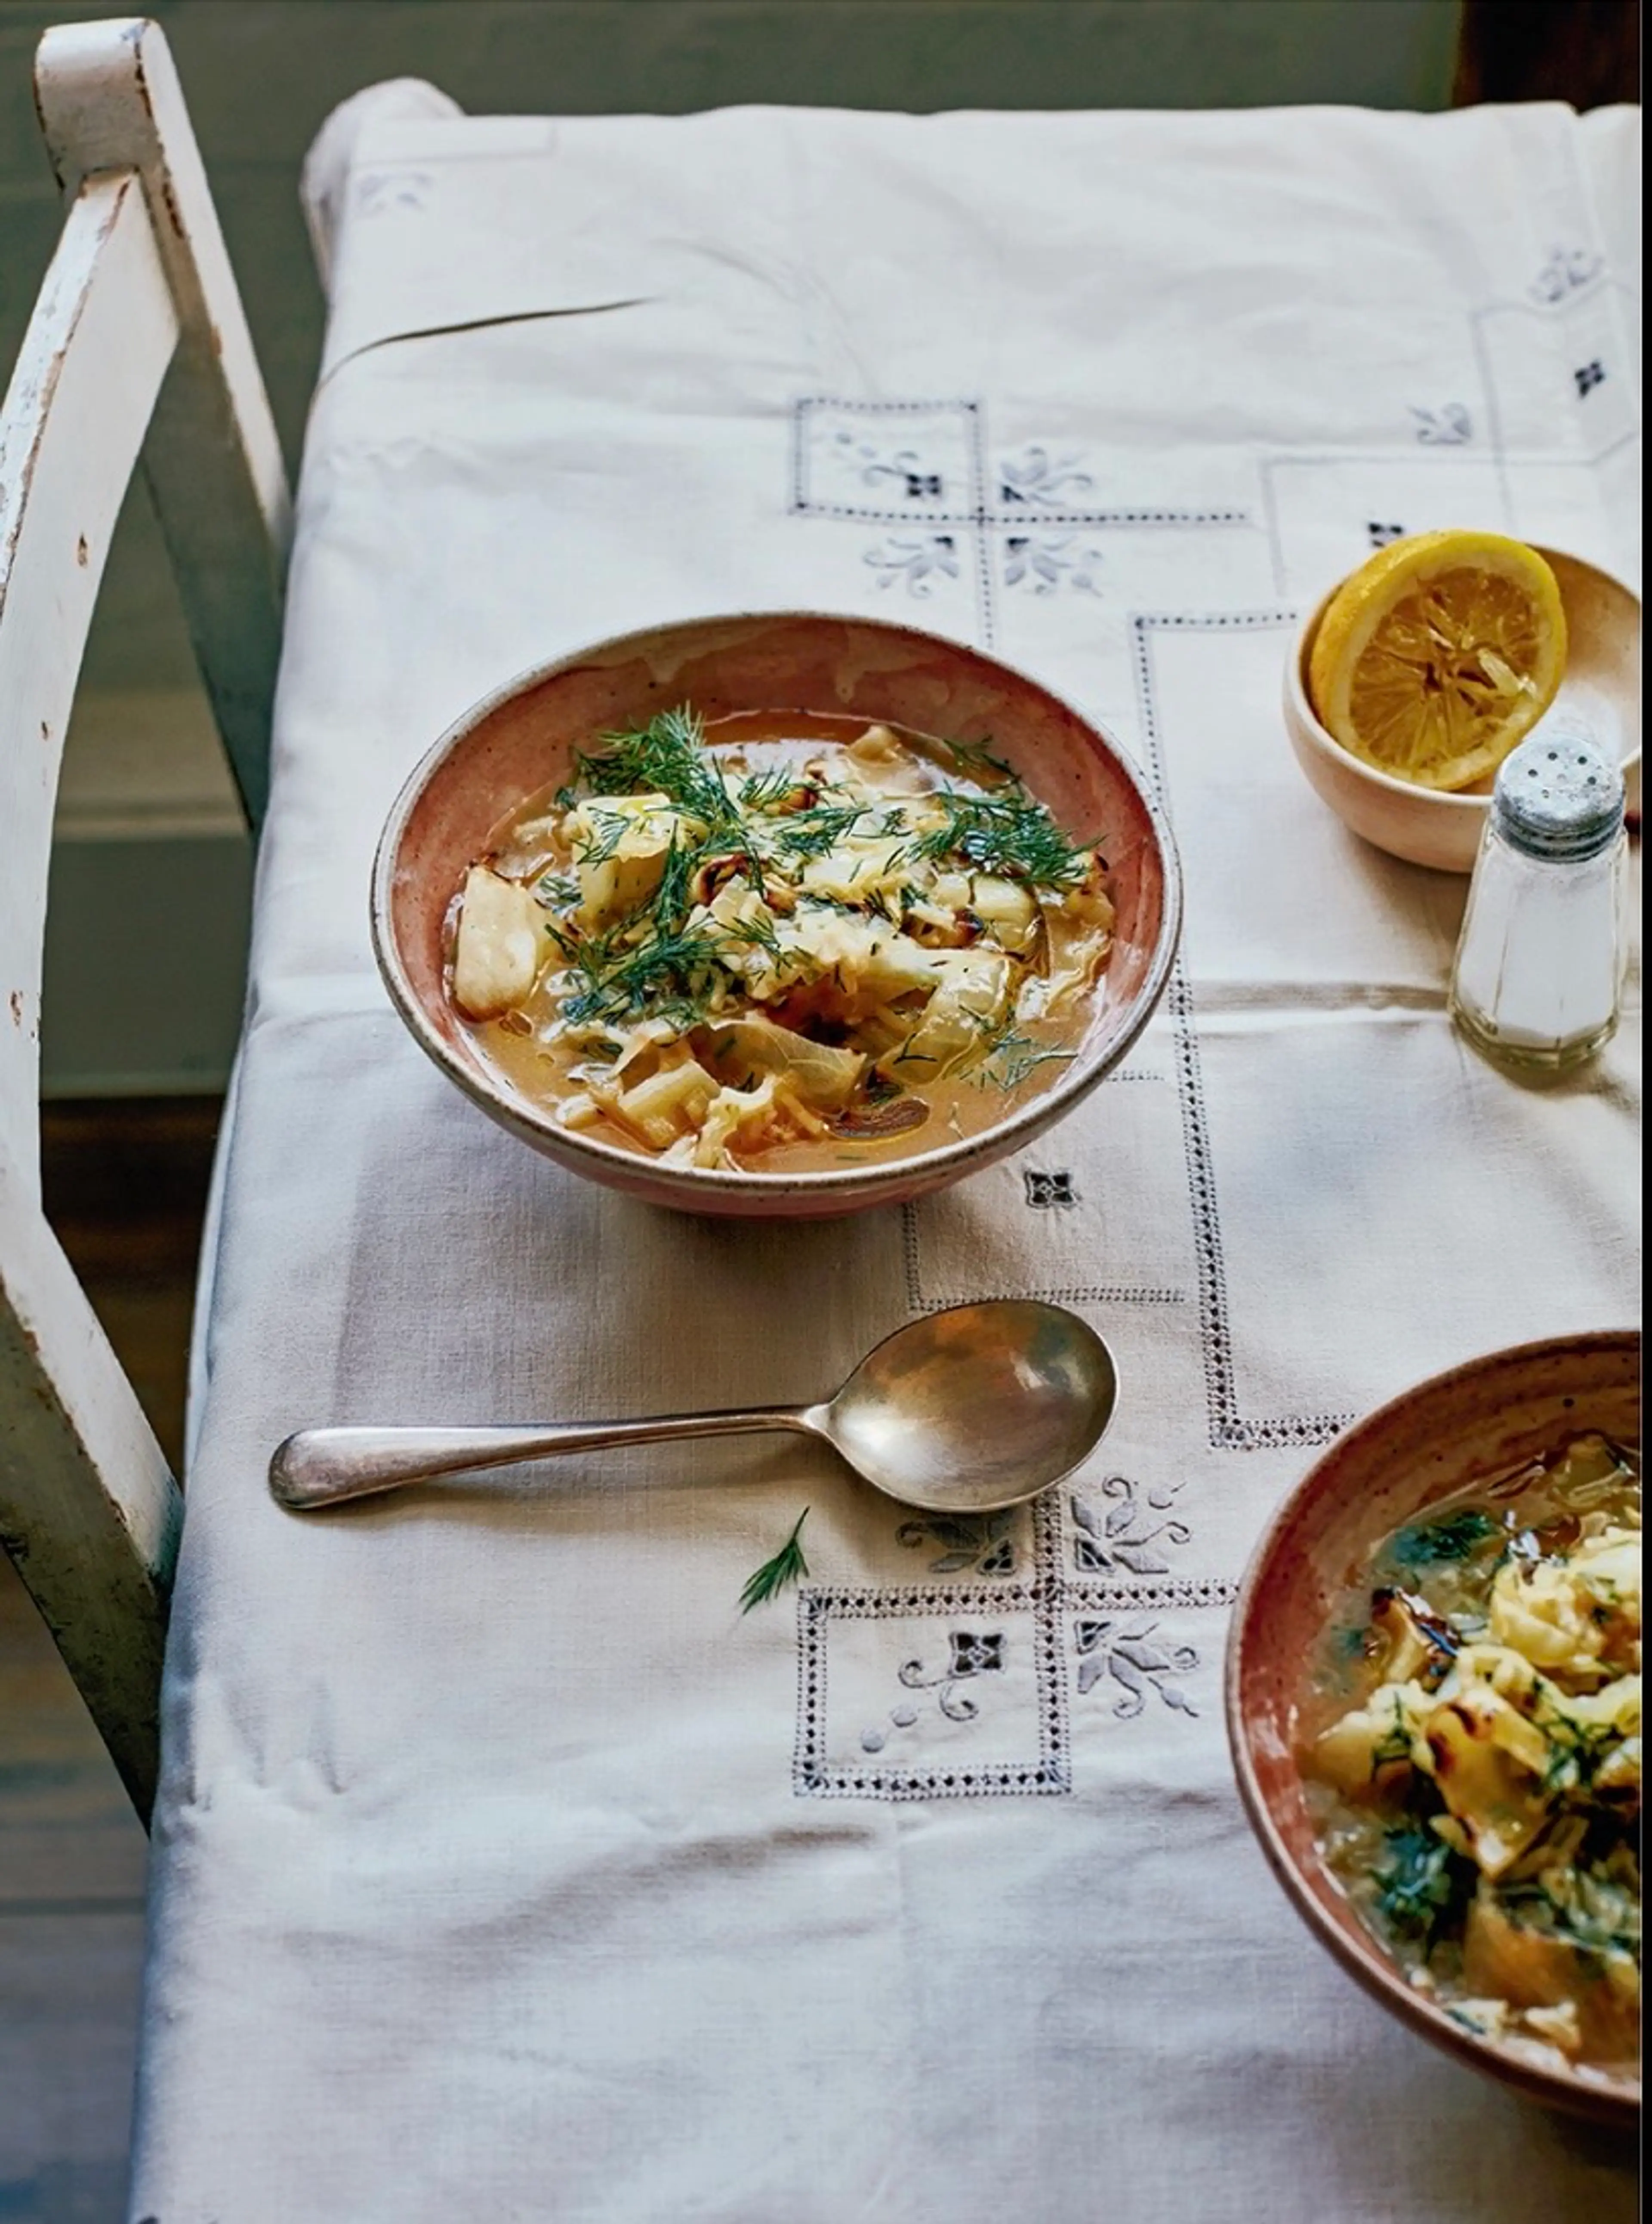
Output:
top-left (1449, 727), bottom-right (1629, 1073)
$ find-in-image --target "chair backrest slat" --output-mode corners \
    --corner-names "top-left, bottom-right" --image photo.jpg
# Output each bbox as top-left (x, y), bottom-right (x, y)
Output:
top-left (0, 17), bottom-right (291, 1822)
top-left (35, 14), bottom-right (293, 829)
top-left (0, 169), bottom-right (178, 1175)
top-left (0, 1130), bottom-right (178, 1823)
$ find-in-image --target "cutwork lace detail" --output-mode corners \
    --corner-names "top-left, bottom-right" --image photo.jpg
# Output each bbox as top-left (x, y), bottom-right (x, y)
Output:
top-left (998, 446), bottom-right (1096, 507)
top-left (791, 398), bottom-right (1249, 647)
top-left (865, 534), bottom-right (960, 595)
top-left (1023, 1169), bottom-right (1078, 1208)
top-left (1529, 245), bottom-right (1603, 305)
top-left (1002, 536), bottom-right (1103, 596)
top-left (899, 1509), bottom-right (1019, 1577)
top-left (859, 1629), bottom-right (1008, 1751)
top-left (839, 431), bottom-right (950, 501)
top-left (1410, 402), bottom-right (1473, 445)
top-left (1074, 1618), bottom-right (1201, 1715)
top-left (1071, 1476), bottom-right (1191, 1578)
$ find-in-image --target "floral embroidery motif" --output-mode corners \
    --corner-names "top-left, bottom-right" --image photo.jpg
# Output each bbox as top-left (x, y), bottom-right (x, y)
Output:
top-left (835, 431), bottom-right (949, 501)
top-left (1410, 403), bottom-right (1473, 446)
top-left (1002, 536), bottom-right (1103, 596)
top-left (998, 446), bottom-right (1096, 508)
top-left (858, 1708), bottom-right (920, 1752)
top-left (1529, 244), bottom-right (1603, 305)
top-left (899, 1510), bottom-right (1019, 1576)
top-left (1024, 1169), bottom-right (1078, 1208)
top-left (860, 1628), bottom-right (1008, 1751)
top-left (795, 1491), bottom-right (1232, 1797)
top-left (1575, 360), bottom-right (1607, 397)
top-left (865, 534), bottom-right (961, 596)
top-left (1072, 1476), bottom-right (1191, 1578)
top-left (947, 1631), bottom-right (1005, 1676)
top-left (797, 1571), bottom-right (1072, 1799)
top-left (1075, 1617), bottom-right (1200, 1715)
top-left (795, 400), bottom-right (1248, 650)
top-left (1367, 521), bottom-right (1406, 548)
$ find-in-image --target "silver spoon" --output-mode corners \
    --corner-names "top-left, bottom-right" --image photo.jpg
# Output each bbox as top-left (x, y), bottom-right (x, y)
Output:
top-left (269, 1299), bottom-right (1118, 1516)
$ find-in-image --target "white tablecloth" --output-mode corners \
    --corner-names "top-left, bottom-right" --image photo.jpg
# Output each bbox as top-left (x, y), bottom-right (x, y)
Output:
top-left (133, 96), bottom-right (1641, 2221)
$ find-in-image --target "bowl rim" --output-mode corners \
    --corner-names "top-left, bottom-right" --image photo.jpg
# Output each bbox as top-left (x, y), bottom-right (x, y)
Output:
top-left (1224, 1326), bottom-right (1642, 2127)
top-left (1285, 542), bottom-right (1643, 812)
top-left (370, 607), bottom-right (1184, 1198)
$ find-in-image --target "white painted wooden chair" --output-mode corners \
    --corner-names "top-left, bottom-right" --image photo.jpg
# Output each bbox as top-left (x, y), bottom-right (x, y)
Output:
top-left (0, 16), bottom-right (289, 1821)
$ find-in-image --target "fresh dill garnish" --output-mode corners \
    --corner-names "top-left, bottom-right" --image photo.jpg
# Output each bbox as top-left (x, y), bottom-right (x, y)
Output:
top-left (1387, 1510), bottom-right (1501, 1570)
top-left (648, 828), bottom-right (693, 929)
top-left (575, 705), bottom-right (734, 828)
top-left (530, 705), bottom-right (1106, 1095)
top-left (740, 766), bottom-right (803, 811)
top-left (980, 1028), bottom-right (1077, 1092)
top-left (1532, 1692), bottom-right (1620, 1795)
top-left (739, 1509), bottom-right (811, 1613)
top-left (1366, 1706), bottom-right (1418, 1777)
top-left (908, 787), bottom-right (1084, 887)
top-left (561, 924), bottom-right (726, 1027)
top-left (1498, 1870), bottom-right (1640, 1958)
top-left (964, 1006), bottom-right (1078, 1092)
top-left (769, 801), bottom-right (868, 862)
top-left (1374, 1823), bottom-right (1475, 1944)
top-left (567, 804), bottom-right (634, 865)
top-left (936, 733), bottom-right (1014, 782)
top-left (576, 707), bottom-right (768, 893)
top-left (543, 918), bottom-right (594, 966)
top-left (720, 908), bottom-right (783, 958)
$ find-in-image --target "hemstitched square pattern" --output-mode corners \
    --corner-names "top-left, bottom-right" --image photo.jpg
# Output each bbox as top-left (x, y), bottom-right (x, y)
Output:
top-left (903, 1048), bottom-right (1193, 1312)
top-left (794, 1584), bottom-right (1068, 1800)
top-left (793, 399), bottom-right (981, 523)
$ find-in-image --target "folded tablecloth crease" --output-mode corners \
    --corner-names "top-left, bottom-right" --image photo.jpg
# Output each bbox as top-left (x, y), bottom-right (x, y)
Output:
top-left (132, 95), bottom-right (1641, 2223)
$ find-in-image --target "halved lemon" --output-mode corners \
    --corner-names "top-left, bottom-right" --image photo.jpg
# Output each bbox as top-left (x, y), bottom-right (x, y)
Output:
top-left (1307, 530), bottom-right (1567, 792)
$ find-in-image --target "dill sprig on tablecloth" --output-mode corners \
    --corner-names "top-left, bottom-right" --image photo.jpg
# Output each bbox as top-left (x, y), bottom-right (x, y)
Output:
top-left (739, 1508), bottom-right (811, 1613)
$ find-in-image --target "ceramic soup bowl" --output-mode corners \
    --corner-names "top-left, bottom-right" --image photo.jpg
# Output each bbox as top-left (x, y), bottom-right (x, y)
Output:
top-left (373, 610), bottom-right (1181, 1218)
top-left (1227, 1329), bottom-right (1640, 2129)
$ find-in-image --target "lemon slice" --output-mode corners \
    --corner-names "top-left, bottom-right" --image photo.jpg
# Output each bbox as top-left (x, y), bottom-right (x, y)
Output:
top-left (1308, 530), bottom-right (1567, 792)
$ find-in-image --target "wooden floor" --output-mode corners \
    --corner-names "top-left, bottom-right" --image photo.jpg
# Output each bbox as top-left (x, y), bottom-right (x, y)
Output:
top-left (1, 1100), bottom-right (220, 2224)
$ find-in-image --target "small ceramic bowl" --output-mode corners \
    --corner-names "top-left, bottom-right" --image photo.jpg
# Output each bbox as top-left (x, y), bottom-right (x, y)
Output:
top-left (1285, 546), bottom-right (1641, 873)
top-left (1227, 1328), bottom-right (1641, 2129)
top-left (373, 610), bottom-right (1181, 1218)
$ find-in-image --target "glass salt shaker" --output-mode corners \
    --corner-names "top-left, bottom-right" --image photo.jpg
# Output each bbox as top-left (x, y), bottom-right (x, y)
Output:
top-left (1449, 728), bottom-right (1630, 1074)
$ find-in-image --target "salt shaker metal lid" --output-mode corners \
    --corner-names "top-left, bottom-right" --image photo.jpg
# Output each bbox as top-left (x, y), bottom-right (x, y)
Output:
top-left (1492, 729), bottom-right (1626, 861)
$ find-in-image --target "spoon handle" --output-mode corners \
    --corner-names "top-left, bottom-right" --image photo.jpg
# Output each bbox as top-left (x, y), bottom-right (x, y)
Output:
top-left (270, 1407), bottom-right (821, 1511)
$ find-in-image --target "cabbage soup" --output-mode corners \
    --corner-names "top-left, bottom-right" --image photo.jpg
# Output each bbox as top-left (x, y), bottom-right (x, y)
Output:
top-left (1303, 1432), bottom-right (1640, 2085)
top-left (445, 707), bottom-right (1116, 1173)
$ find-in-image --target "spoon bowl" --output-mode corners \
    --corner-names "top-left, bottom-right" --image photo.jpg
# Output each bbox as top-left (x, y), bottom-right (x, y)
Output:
top-left (820, 1300), bottom-right (1119, 1512)
top-left (270, 1300), bottom-right (1118, 1514)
